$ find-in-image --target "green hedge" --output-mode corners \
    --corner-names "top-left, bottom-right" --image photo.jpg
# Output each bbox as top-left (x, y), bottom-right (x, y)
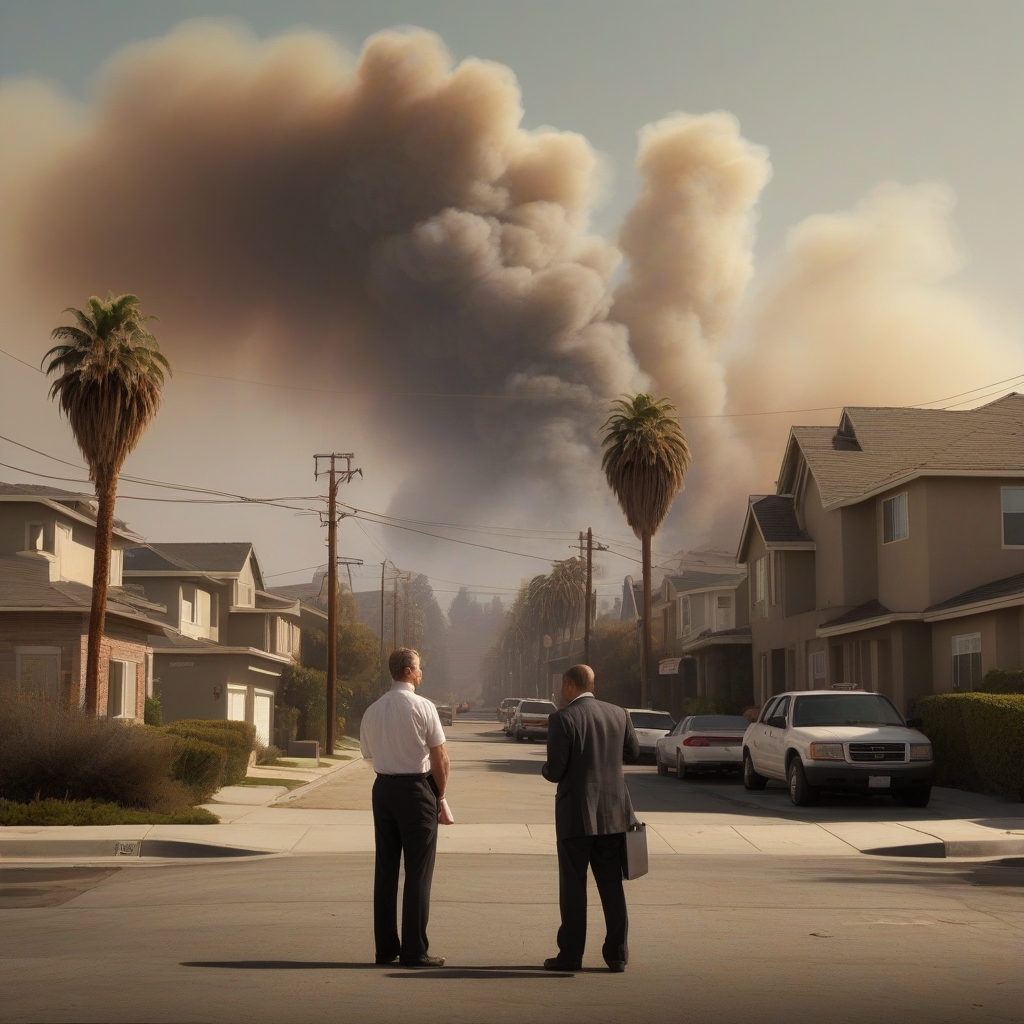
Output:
top-left (980, 669), bottom-right (1024, 694)
top-left (0, 798), bottom-right (218, 826)
top-left (163, 720), bottom-right (256, 787)
top-left (169, 738), bottom-right (228, 803)
top-left (915, 692), bottom-right (1024, 800)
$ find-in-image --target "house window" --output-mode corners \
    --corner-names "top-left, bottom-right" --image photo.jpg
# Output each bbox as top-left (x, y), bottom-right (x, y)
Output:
top-left (235, 580), bottom-right (254, 607)
top-left (882, 492), bottom-right (909, 544)
top-left (769, 553), bottom-right (779, 605)
top-left (107, 660), bottom-right (138, 719)
top-left (180, 586), bottom-right (194, 626)
top-left (26, 523), bottom-right (46, 552)
top-left (227, 686), bottom-right (247, 722)
top-left (952, 633), bottom-right (982, 691)
top-left (715, 594), bottom-right (733, 631)
top-left (754, 556), bottom-right (767, 605)
top-left (109, 548), bottom-right (123, 587)
top-left (15, 647), bottom-right (61, 700)
top-left (679, 597), bottom-right (690, 636)
top-left (1001, 487), bottom-right (1024, 546)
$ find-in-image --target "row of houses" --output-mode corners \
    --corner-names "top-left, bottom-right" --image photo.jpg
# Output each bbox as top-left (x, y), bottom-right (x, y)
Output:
top-left (623, 394), bottom-right (1024, 713)
top-left (0, 482), bottom-right (327, 743)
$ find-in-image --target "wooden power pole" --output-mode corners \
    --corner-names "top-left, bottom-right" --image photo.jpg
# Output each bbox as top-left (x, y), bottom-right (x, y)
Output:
top-left (315, 453), bottom-right (361, 756)
top-left (583, 527), bottom-right (608, 665)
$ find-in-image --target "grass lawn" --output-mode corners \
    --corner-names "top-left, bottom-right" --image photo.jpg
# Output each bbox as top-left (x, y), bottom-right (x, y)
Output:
top-left (0, 799), bottom-right (219, 826)
top-left (232, 777), bottom-right (309, 791)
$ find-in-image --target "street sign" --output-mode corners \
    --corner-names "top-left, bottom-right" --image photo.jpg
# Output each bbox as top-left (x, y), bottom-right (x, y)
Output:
top-left (659, 658), bottom-right (681, 675)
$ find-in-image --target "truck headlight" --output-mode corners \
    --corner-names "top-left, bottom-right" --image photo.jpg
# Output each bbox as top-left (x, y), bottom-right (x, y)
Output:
top-left (909, 743), bottom-right (932, 761)
top-left (809, 742), bottom-right (844, 760)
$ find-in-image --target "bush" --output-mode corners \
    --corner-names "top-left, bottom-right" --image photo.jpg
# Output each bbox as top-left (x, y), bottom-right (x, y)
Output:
top-left (255, 743), bottom-right (282, 766)
top-left (0, 692), bottom-right (190, 811)
top-left (0, 798), bottom-right (218, 826)
top-left (915, 692), bottom-right (1024, 800)
top-left (163, 720), bottom-right (255, 786)
top-left (144, 694), bottom-right (163, 726)
top-left (979, 669), bottom-right (1024, 694)
top-left (170, 738), bottom-right (228, 803)
top-left (278, 665), bottom-right (327, 745)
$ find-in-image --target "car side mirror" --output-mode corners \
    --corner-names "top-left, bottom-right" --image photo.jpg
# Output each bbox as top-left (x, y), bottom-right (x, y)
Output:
top-left (905, 716), bottom-right (923, 730)
top-left (767, 715), bottom-right (787, 729)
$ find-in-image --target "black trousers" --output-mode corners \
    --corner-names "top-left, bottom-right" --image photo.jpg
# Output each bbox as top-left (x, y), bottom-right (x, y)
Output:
top-left (556, 833), bottom-right (628, 964)
top-left (372, 774), bottom-right (439, 960)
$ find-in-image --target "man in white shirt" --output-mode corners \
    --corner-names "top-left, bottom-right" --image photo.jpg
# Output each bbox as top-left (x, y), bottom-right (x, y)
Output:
top-left (360, 647), bottom-right (453, 968)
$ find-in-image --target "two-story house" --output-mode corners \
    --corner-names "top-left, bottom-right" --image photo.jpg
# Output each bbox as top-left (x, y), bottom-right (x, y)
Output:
top-left (738, 394), bottom-right (1024, 711)
top-left (123, 542), bottom-right (309, 744)
top-left (648, 568), bottom-right (752, 715)
top-left (0, 482), bottom-right (165, 718)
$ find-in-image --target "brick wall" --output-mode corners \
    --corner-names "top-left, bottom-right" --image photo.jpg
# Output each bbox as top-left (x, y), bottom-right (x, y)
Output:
top-left (0, 611), bottom-right (151, 719)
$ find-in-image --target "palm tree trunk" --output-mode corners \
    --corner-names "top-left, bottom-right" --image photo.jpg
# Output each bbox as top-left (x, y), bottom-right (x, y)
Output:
top-left (85, 474), bottom-right (116, 715)
top-left (641, 530), bottom-right (652, 709)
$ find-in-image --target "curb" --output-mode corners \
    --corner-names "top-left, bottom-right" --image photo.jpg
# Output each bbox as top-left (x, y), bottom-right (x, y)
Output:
top-left (0, 838), bottom-right (270, 860)
top-left (864, 837), bottom-right (1024, 859)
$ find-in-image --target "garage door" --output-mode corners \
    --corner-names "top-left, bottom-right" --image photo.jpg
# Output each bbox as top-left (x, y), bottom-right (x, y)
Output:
top-left (254, 691), bottom-right (272, 747)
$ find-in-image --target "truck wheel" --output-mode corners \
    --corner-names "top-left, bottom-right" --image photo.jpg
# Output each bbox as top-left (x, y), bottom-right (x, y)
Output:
top-left (743, 751), bottom-right (768, 791)
top-left (676, 752), bottom-right (692, 781)
top-left (788, 758), bottom-right (819, 807)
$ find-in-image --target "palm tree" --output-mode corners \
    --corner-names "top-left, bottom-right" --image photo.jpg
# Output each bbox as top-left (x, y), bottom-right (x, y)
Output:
top-left (45, 294), bottom-right (170, 715)
top-left (601, 394), bottom-right (691, 707)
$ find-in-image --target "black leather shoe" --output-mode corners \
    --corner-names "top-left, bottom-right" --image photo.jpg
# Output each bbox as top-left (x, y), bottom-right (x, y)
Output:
top-left (543, 957), bottom-right (582, 971)
top-left (606, 960), bottom-right (626, 973)
top-left (375, 954), bottom-right (399, 965)
top-left (400, 954), bottom-right (446, 968)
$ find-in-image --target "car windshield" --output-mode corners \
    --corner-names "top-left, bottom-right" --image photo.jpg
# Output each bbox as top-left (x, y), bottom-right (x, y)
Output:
top-left (630, 712), bottom-right (674, 729)
top-left (792, 693), bottom-right (905, 728)
top-left (689, 715), bottom-right (751, 731)
top-left (520, 701), bottom-right (555, 714)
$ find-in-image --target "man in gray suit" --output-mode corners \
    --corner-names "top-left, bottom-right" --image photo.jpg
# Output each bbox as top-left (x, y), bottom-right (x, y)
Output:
top-left (541, 664), bottom-right (641, 973)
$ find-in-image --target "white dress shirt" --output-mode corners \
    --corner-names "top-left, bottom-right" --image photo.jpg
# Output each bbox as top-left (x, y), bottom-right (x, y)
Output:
top-left (360, 681), bottom-right (446, 775)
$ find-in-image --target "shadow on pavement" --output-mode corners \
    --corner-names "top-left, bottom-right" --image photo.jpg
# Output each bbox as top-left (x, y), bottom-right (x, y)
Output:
top-left (387, 966), bottom-right (576, 979)
top-left (181, 961), bottom-right (378, 970)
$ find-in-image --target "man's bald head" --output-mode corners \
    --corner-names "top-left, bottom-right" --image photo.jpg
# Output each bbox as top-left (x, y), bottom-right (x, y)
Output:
top-left (560, 664), bottom-right (595, 706)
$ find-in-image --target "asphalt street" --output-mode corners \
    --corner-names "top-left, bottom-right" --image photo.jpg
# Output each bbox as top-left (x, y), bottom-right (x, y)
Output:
top-left (1, 715), bottom-right (1023, 1024)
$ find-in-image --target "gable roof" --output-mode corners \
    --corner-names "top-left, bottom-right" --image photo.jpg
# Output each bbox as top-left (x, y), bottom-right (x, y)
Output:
top-left (923, 570), bottom-right (1024, 621)
top-left (0, 480), bottom-right (140, 540)
top-left (125, 542), bottom-right (259, 582)
top-left (736, 494), bottom-right (816, 563)
top-left (666, 569), bottom-right (746, 596)
top-left (778, 393), bottom-right (1024, 511)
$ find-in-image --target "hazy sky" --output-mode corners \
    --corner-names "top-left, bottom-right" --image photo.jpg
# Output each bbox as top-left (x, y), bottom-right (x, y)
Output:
top-left (1, 1), bottom-right (1022, 604)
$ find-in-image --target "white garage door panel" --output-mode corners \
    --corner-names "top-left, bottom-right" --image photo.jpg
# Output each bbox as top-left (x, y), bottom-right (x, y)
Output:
top-left (254, 693), bottom-right (272, 747)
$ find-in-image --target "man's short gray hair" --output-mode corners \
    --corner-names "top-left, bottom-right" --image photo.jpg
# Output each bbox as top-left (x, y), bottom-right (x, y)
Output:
top-left (389, 647), bottom-right (420, 681)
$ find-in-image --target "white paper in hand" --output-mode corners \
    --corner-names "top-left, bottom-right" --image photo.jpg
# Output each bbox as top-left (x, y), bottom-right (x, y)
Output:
top-left (439, 798), bottom-right (455, 825)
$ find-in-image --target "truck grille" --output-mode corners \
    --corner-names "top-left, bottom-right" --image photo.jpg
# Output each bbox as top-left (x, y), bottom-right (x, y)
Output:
top-left (848, 742), bottom-right (906, 762)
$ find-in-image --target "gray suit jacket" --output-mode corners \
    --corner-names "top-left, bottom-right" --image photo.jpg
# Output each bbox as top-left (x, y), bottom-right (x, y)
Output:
top-left (542, 695), bottom-right (641, 840)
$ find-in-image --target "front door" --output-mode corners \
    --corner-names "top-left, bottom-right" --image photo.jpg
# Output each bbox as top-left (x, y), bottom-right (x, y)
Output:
top-left (762, 695), bottom-right (791, 779)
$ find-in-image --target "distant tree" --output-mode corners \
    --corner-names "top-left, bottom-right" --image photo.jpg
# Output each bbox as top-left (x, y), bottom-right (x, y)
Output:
top-left (601, 394), bottom-right (691, 707)
top-left (44, 294), bottom-right (170, 715)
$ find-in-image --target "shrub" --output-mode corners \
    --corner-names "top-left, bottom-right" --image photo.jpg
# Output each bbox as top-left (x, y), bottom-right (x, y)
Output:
top-left (170, 738), bottom-right (228, 803)
top-left (915, 692), bottom-right (1024, 801)
top-left (0, 798), bottom-right (218, 826)
top-left (144, 694), bottom-right (163, 726)
top-left (979, 669), bottom-right (1024, 694)
top-left (255, 743), bottom-right (282, 766)
top-left (163, 720), bottom-right (255, 786)
top-left (278, 664), bottom-right (327, 745)
top-left (0, 692), bottom-right (190, 811)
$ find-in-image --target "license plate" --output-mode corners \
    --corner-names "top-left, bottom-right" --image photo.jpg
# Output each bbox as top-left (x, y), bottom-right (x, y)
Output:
top-left (868, 775), bottom-right (891, 789)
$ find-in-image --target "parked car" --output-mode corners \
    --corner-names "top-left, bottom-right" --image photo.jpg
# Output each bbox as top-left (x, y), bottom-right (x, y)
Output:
top-left (501, 698), bottom-right (525, 734)
top-left (624, 709), bottom-right (675, 761)
top-left (435, 702), bottom-right (454, 727)
top-left (497, 697), bottom-right (520, 723)
top-left (510, 699), bottom-right (557, 742)
top-left (742, 690), bottom-right (934, 807)
top-left (457, 700), bottom-right (471, 714)
top-left (655, 714), bottom-right (751, 778)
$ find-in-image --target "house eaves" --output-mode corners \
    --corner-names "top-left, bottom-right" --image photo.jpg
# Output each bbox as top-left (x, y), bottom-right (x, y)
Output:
top-left (0, 493), bottom-right (143, 543)
top-left (816, 611), bottom-right (922, 638)
top-left (825, 468), bottom-right (1024, 512)
top-left (150, 644), bottom-right (293, 664)
top-left (680, 627), bottom-right (752, 654)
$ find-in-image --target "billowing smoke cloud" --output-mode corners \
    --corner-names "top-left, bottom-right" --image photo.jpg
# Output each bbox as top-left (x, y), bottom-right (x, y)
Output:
top-left (612, 113), bottom-right (771, 541)
top-left (726, 181), bottom-right (1019, 489)
top-left (4, 21), bottom-right (644, 537)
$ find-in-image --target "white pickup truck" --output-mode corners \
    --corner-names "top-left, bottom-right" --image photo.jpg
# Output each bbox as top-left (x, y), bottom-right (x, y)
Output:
top-left (742, 690), bottom-right (934, 808)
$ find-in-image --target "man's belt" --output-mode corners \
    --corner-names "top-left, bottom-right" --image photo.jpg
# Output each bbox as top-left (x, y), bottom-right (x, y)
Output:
top-left (375, 771), bottom-right (431, 779)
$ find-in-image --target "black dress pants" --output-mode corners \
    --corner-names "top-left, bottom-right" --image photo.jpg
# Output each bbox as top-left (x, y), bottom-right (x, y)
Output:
top-left (556, 833), bottom-right (628, 964)
top-left (372, 774), bottom-right (439, 960)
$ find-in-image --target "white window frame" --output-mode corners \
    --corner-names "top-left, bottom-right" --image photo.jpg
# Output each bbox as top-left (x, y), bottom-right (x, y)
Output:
top-left (227, 685), bottom-right (248, 723)
top-left (109, 548), bottom-right (123, 587)
top-left (107, 659), bottom-right (138, 719)
top-left (24, 522), bottom-right (47, 552)
top-left (754, 556), bottom-right (767, 605)
top-left (769, 552), bottom-right (780, 605)
top-left (882, 492), bottom-right (909, 544)
top-left (678, 596), bottom-right (690, 637)
top-left (951, 632), bottom-right (982, 692)
top-left (810, 650), bottom-right (826, 684)
top-left (1001, 486), bottom-right (1024, 548)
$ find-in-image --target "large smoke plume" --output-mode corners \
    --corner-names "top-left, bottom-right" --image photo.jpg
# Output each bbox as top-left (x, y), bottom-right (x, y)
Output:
top-left (1, 19), bottom-right (1016, 575)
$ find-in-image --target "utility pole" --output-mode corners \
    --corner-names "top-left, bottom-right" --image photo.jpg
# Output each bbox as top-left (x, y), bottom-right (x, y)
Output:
top-left (315, 453), bottom-right (362, 756)
top-left (583, 527), bottom-right (608, 665)
top-left (379, 561), bottom-right (386, 690)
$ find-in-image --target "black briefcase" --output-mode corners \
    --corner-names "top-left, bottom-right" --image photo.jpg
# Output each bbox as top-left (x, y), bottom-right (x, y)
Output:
top-left (623, 822), bottom-right (648, 880)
